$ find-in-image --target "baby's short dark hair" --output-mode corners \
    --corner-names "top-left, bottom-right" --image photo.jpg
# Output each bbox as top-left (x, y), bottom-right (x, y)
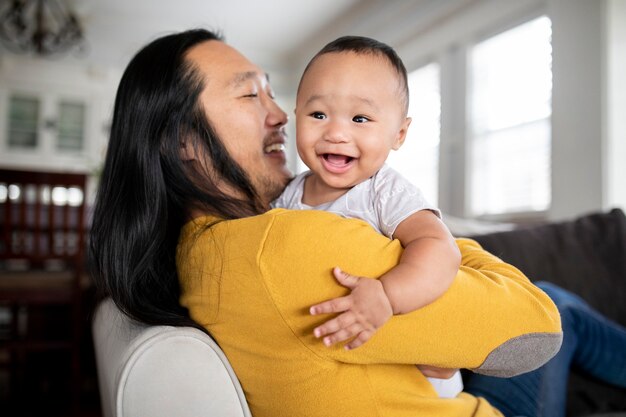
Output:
top-left (300, 35), bottom-right (409, 113)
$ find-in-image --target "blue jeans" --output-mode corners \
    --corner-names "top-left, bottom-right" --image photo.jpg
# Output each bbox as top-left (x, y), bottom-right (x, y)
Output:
top-left (463, 281), bottom-right (626, 417)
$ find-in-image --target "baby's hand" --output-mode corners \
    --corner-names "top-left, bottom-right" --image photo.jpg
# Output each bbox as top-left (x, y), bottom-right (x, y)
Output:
top-left (416, 365), bottom-right (458, 379)
top-left (310, 267), bottom-right (393, 350)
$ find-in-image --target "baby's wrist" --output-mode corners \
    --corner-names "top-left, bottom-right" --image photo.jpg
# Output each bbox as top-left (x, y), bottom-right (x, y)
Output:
top-left (379, 279), bottom-right (401, 315)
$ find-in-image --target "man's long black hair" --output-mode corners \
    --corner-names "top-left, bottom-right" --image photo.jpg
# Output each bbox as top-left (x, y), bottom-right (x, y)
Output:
top-left (89, 29), bottom-right (263, 328)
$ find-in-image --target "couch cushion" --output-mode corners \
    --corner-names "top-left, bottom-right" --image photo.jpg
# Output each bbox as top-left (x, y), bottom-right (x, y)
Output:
top-left (470, 208), bottom-right (626, 327)
top-left (470, 208), bottom-right (626, 416)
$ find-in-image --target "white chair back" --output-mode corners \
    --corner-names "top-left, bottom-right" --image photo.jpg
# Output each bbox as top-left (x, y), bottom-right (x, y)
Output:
top-left (92, 298), bottom-right (252, 417)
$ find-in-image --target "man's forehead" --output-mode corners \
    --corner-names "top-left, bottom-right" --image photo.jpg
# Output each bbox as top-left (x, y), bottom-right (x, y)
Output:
top-left (230, 70), bottom-right (270, 87)
top-left (186, 40), bottom-right (266, 83)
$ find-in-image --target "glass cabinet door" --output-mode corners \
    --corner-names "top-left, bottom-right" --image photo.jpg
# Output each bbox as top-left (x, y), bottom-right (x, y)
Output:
top-left (4, 95), bottom-right (86, 153)
top-left (57, 101), bottom-right (85, 151)
top-left (7, 95), bottom-right (40, 149)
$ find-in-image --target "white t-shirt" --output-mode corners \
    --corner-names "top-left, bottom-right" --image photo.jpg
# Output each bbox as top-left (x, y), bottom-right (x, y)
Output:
top-left (272, 164), bottom-right (463, 398)
top-left (272, 164), bottom-right (440, 237)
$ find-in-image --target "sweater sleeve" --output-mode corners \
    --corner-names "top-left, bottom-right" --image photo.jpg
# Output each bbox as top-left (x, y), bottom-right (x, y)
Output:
top-left (259, 210), bottom-right (562, 377)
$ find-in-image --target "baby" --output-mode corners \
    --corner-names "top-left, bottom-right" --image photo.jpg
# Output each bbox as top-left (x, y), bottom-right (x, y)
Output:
top-left (272, 36), bottom-right (462, 397)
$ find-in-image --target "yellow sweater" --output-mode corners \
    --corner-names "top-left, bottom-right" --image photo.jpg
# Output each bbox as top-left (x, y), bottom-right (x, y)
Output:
top-left (178, 209), bottom-right (562, 417)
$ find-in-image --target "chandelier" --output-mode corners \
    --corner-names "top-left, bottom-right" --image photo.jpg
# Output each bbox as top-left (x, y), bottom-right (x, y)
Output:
top-left (0, 0), bottom-right (86, 56)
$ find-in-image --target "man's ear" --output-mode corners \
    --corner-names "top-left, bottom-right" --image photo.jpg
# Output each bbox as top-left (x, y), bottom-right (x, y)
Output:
top-left (392, 117), bottom-right (412, 150)
top-left (180, 140), bottom-right (197, 161)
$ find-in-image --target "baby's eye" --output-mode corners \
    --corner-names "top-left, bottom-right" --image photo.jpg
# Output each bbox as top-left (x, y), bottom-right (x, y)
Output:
top-left (352, 115), bottom-right (370, 123)
top-left (310, 112), bottom-right (326, 120)
top-left (243, 93), bottom-right (258, 98)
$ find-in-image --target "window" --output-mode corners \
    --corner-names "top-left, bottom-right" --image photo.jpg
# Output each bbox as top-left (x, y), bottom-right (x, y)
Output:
top-left (469, 16), bottom-right (552, 216)
top-left (387, 63), bottom-right (441, 205)
top-left (7, 95), bottom-right (40, 149)
top-left (57, 101), bottom-right (86, 151)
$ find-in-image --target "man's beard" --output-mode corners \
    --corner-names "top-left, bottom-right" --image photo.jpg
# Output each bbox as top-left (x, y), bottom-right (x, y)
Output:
top-left (256, 171), bottom-right (292, 209)
top-left (258, 130), bottom-right (293, 207)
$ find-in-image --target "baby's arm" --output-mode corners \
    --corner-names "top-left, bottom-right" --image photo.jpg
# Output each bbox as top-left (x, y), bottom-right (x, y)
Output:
top-left (382, 209), bottom-right (461, 314)
top-left (310, 210), bottom-right (460, 349)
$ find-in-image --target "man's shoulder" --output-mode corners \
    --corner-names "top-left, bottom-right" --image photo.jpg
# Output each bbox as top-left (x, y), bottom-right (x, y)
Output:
top-left (266, 208), bottom-right (351, 227)
top-left (261, 209), bottom-right (401, 273)
top-left (265, 208), bottom-right (384, 241)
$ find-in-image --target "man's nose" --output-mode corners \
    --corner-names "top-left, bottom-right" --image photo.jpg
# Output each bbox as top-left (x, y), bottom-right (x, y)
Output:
top-left (266, 99), bottom-right (288, 127)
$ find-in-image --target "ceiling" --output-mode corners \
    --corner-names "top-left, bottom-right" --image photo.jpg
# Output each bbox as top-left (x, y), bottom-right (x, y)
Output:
top-left (68, 0), bottom-right (362, 71)
top-left (0, 0), bottom-right (465, 91)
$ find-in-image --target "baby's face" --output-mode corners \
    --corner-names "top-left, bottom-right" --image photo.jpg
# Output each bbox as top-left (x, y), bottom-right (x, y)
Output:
top-left (295, 51), bottom-right (410, 192)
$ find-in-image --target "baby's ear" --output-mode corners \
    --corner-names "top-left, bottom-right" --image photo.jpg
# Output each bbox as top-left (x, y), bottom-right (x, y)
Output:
top-left (392, 117), bottom-right (412, 150)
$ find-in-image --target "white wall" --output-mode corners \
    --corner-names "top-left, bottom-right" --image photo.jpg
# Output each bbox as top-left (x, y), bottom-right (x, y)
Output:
top-left (549, 0), bottom-right (604, 220)
top-left (606, 0), bottom-right (626, 211)
top-left (546, 0), bottom-right (625, 218)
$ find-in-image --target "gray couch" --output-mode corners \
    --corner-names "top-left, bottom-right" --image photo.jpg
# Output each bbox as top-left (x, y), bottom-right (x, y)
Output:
top-left (470, 208), bottom-right (626, 417)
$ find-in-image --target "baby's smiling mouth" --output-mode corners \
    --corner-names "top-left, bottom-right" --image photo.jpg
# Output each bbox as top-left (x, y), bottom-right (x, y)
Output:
top-left (322, 153), bottom-right (354, 166)
top-left (319, 153), bottom-right (356, 174)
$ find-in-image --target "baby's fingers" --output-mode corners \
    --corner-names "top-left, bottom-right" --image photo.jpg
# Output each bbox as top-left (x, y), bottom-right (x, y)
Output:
top-left (310, 296), bottom-right (352, 315)
top-left (320, 323), bottom-right (365, 347)
top-left (332, 267), bottom-right (361, 289)
top-left (344, 329), bottom-right (375, 350)
top-left (417, 365), bottom-right (458, 379)
top-left (313, 311), bottom-right (356, 339)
